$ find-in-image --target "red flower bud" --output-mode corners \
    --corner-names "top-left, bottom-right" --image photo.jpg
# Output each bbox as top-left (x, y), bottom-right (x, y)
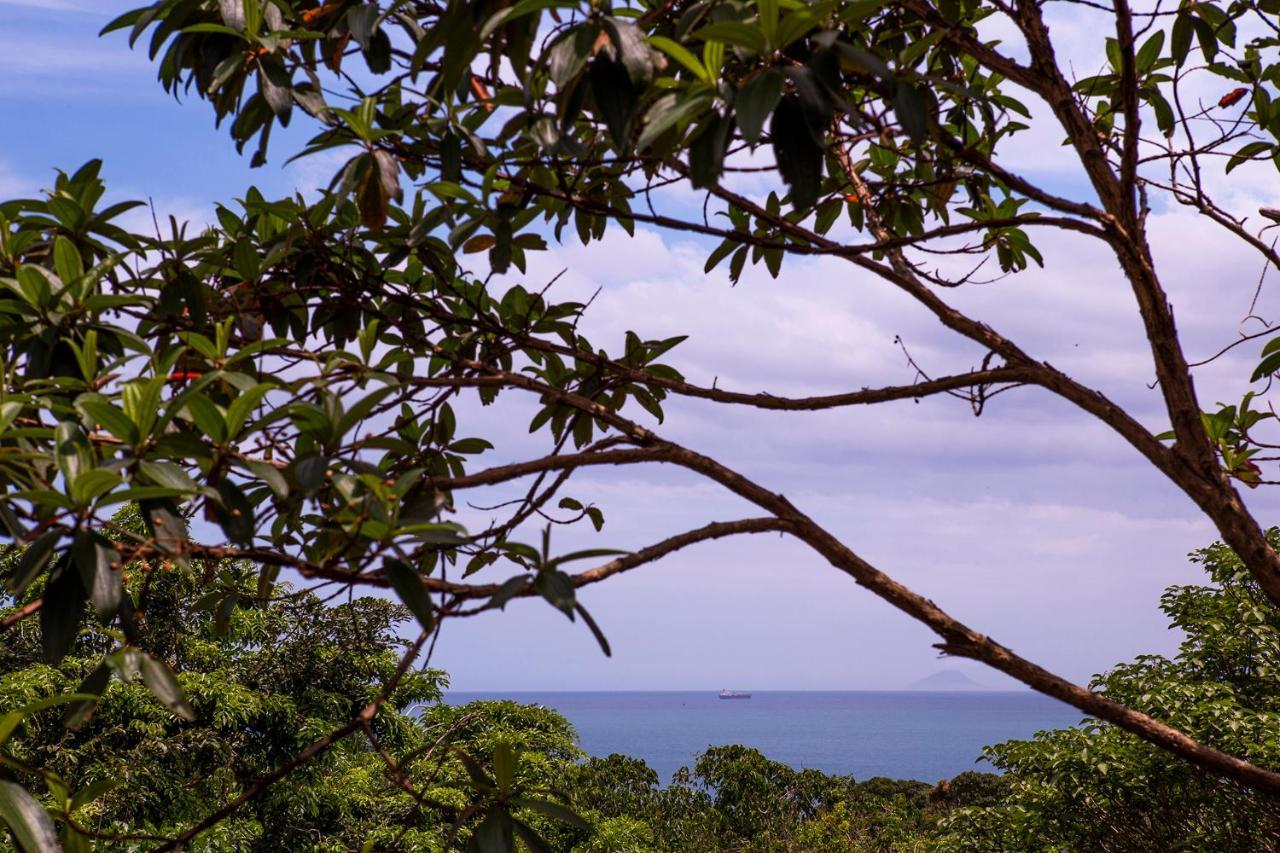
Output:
top-left (1219, 87), bottom-right (1249, 108)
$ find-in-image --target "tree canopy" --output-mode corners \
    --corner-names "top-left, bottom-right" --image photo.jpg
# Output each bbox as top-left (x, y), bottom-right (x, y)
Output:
top-left (0, 532), bottom-right (1009, 850)
top-left (939, 531), bottom-right (1280, 850)
top-left (6, 0), bottom-right (1280, 843)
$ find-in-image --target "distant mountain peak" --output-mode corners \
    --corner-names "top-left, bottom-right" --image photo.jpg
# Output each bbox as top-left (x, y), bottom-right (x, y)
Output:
top-left (909, 669), bottom-right (993, 691)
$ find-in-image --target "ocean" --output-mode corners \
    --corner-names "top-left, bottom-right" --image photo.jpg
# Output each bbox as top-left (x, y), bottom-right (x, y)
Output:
top-left (444, 690), bottom-right (1083, 783)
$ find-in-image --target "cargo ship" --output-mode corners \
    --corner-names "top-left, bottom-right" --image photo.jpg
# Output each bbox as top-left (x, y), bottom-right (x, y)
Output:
top-left (718, 689), bottom-right (751, 699)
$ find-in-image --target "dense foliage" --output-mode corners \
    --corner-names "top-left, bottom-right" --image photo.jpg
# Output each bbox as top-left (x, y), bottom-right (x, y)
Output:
top-left (0, 531), bottom-right (1005, 851)
top-left (0, 518), bottom-right (594, 851)
top-left (6, 526), bottom-right (1280, 849)
top-left (938, 532), bottom-right (1280, 851)
top-left (8, 0), bottom-right (1280, 841)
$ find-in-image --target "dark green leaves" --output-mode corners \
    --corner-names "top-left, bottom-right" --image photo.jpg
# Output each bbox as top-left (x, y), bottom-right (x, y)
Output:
top-left (892, 82), bottom-right (930, 145)
top-left (471, 808), bottom-right (515, 852)
top-left (212, 480), bottom-right (255, 545)
top-left (0, 780), bottom-right (59, 853)
top-left (587, 18), bottom-right (658, 149)
top-left (601, 18), bottom-right (655, 87)
top-left (589, 54), bottom-right (639, 147)
top-left (8, 530), bottom-right (61, 596)
top-left (71, 532), bottom-right (121, 621)
top-left (548, 25), bottom-right (598, 88)
top-left (1252, 336), bottom-right (1280, 381)
top-left (383, 558), bottom-right (437, 633)
top-left (40, 556), bottom-right (87, 665)
top-left (137, 651), bottom-right (197, 722)
top-left (689, 112), bottom-right (735, 189)
top-left (533, 569), bottom-right (575, 617)
top-left (771, 95), bottom-right (824, 210)
top-left (140, 498), bottom-right (186, 554)
top-left (735, 69), bottom-right (784, 145)
top-left (1171, 13), bottom-right (1194, 66)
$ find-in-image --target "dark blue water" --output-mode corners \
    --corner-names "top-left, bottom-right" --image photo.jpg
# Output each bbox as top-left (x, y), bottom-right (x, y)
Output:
top-left (444, 691), bottom-right (1082, 783)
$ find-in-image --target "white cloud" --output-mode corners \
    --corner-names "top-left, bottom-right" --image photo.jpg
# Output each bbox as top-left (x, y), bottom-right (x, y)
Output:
top-left (432, 146), bottom-right (1280, 689)
top-left (0, 35), bottom-right (143, 76)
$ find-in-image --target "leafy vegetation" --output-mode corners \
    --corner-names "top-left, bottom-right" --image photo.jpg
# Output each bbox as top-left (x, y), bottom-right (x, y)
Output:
top-left (938, 532), bottom-right (1280, 851)
top-left (1, 525), bottom-right (1003, 850)
top-left (0, 510), bottom-right (591, 851)
top-left (7, 0), bottom-right (1280, 841)
top-left (5, 522), bottom-right (1280, 849)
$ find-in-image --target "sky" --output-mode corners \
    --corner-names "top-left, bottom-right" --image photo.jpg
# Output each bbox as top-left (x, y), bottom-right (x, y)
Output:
top-left (5, 0), bottom-right (1280, 691)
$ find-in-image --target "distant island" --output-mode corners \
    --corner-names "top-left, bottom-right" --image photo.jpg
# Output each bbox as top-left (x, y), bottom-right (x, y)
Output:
top-left (909, 669), bottom-right (997, 691)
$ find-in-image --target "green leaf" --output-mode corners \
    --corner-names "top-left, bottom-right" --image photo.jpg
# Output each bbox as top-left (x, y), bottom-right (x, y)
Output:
top-left (258, 60), bottom-right (293, 123)
top-left (511, 796), bottom-right (593, 830)
top-left (735, 68), bottom-right (783, 145)
top-left (1228, 141), bottom-right (1271, 173)
top-left (574, 602), bottom-right (612, 657)
top-left (637, 92), bottom-right (711, 152)
top-left (489, 576), bottom-right (531, 610)
top-left (454, 749), bottom-right (497, 790)
top-left (471, 809), bottom-right (514, 852)
top-left (534, 569), bottom-right (575, 616)
top-left (493, 741), bottom-right (515, 791)
top-left (212, 480), bottom-right (255, 545)
top-left (0, 400), bottom-right (22, 433)
top-left (511, 818), bottom-right (553, 853)
top-left (78, 398), bottom-right (140, 445)
top-left (0, 780), bottom-right (59, 853)
top-left (293, 455), bottom-right (329, 495)
top-left (383, 558), bottom-right (436, 634)
top-left (41, 558), bottom-right (87, 664)
top-left (138, 460), bottom-right (197, 493)
top-left (52, 236), bottom-right (84, 284)
top-left (54, 420), bottom-right (91, 485)
top-left (693, 21), bottom-right (766, 53)
top-left (1251, 349), bottom-right (1280, 381)
top-left (64, 664), bottom-right (111, 730)
top-left (1171, 14), bottom-right (1193, 66)
top-left (590, 54), bottom-right (639, 148)
top-left (0, 693), bottom-right (99, 748)
top-left (771, 95), bottom-right (823, 209)
top-left (225, 382), bottom-right (272, 436)
top-left (548, 25), bottom-right (598, 87)
top-left (242, 458), bottom-right (289, 499)
top-left (138, 653), bottom-right (196, 721)
top-left (140, 498), bottom-right (187, 554)
top-left (689, 111), bottom-right (734, 189)
top-left (602, 18), bottom-right (654, 86)
top-left (71, 532), bottom-right (121, 620)
top-left (71, 469), bottom-right (122, 506)
top-left (648, 35), bottom-right (706, 81)
top-left (548, 547), bottom-right (628, 568)
top-left (182, 393), bottom-right (227, 443)
top-left (1135, 30), bottom-right (1164, 74)
top-left (70, 779), bottom-right (122, 812)
top-left (8, 530), bottom-right (62, 596)
top-left (122, 377), bottom-right (164, 438)
top-left (893, 81), bottom-right (929, 145)
top-left (181, 22), bottom-right (248, 37)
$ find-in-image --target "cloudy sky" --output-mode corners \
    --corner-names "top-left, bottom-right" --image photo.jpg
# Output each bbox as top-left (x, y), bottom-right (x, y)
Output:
top-left (6, 0), bottom-right (1280, 691)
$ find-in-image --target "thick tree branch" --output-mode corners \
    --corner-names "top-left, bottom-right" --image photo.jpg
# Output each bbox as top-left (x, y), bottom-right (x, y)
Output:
top-left (651, 442), bottom-right (1280, 795)
top-left (427, 518), bottom-right (794, 603)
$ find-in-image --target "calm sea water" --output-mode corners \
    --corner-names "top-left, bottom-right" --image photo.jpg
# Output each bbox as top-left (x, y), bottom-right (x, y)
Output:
top-left (444, 691), bottom-right (1082, 783)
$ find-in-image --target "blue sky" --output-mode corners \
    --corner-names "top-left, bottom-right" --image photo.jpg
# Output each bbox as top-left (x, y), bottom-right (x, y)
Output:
top-left (6, 0), bottom-right (1280, 692)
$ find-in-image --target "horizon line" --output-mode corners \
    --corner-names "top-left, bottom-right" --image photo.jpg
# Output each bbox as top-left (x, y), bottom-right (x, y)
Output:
top-left (440, 687), bottom-right (1034, 693)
